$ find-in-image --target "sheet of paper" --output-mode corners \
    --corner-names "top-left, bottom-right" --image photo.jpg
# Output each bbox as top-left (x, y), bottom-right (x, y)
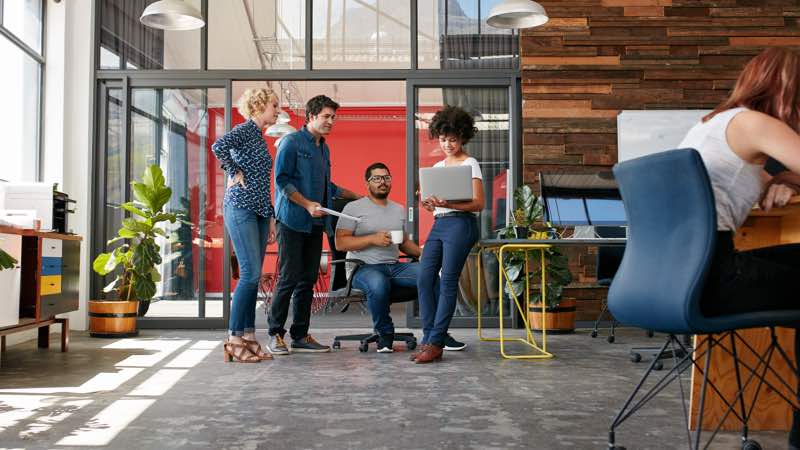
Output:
top-left (315, 206), bottom-right (362, 222)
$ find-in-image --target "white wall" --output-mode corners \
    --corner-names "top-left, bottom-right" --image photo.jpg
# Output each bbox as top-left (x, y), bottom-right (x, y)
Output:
top-left (7, 0), bottom-right (94, 347)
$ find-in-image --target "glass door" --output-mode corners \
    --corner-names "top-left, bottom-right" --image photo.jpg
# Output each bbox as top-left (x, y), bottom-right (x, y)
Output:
top-left (94, 82), bottom-right (229, 328)
top-left (406, 80), bottom-right (518, 328)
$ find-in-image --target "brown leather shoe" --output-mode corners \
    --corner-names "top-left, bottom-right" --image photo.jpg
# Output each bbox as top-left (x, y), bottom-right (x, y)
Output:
top-left (414, 344), bottom-right (443, 364)
top-left (409, 344), bottom-right (429, 361)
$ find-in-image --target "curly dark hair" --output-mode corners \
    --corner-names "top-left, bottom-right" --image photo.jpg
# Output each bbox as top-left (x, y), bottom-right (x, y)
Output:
top-left (428, 105), bottom-right (477, 144)
top-left (305, 95), bottom-right (340, 122)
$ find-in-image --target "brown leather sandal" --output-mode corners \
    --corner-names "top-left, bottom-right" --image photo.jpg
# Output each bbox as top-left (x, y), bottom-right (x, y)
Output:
top-left (223, 340), bottom-right (261, 363)
top-left (242, 339), bottom-right (273, 360)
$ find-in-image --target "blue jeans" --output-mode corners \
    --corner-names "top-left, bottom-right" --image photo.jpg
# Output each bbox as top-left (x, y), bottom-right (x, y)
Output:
top-left (351, 262), bottom-right (424, 336)
top-left (417, 215), bottom-right (479, 346)
top-left (224, 203), bottom-right (269, 337)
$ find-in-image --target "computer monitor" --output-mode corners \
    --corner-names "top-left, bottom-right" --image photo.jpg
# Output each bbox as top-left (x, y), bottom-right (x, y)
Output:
top-left (539, 172), bottom-right (627, 227)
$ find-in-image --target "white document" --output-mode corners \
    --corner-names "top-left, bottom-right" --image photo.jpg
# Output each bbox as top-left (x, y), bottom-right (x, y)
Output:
top-left (315, 206), bottom-right (362, 222)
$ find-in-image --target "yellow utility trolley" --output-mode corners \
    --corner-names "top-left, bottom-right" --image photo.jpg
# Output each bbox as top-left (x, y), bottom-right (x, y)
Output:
top-left (476, 238), bottom-right (554, 360)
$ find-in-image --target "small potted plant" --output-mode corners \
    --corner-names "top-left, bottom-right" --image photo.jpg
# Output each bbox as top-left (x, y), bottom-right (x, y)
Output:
top-left (90, 165), bottom-right (176, 337)
top-left (497, 185), bottom-right (575, 332)
top-left (528, 249), bottom-right (575, 333)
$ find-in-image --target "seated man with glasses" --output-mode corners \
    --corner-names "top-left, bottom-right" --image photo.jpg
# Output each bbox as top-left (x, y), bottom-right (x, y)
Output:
top-left (335, 163), bottom-right (466, 353)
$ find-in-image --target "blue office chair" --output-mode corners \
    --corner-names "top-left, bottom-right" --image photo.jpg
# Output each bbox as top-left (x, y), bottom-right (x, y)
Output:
top-left (608, 149), bottom-right (800, 450)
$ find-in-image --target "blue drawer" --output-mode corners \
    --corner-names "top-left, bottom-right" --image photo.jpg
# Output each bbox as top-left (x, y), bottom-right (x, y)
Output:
top-left (41, 257), bottom-right (62, 276)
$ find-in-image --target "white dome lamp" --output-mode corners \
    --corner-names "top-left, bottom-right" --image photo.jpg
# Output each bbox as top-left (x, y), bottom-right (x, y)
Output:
top-left (140, 0), bottom-right (205, 31)
top-left (266, 123), bottom-right (297, 149)
top-left (486, 0), bottom-right (549, 29)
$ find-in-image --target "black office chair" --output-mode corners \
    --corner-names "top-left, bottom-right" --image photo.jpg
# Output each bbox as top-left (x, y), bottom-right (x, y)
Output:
top-left (326, 198), bottom-right (418, 352)
top-left (590, 225), bottom-right (626, 343)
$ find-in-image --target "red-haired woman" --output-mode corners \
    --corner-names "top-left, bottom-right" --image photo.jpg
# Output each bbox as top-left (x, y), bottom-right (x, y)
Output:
top-left (677, 47), bottom-right (800, 447)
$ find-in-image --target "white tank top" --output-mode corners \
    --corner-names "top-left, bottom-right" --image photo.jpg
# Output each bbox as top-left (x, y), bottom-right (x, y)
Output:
top-left (678, 107), bottom-right (763, 231)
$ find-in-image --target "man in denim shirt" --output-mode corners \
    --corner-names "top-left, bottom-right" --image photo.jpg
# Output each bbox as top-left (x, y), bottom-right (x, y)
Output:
top-left (267, 95), bottom-right (360, 354)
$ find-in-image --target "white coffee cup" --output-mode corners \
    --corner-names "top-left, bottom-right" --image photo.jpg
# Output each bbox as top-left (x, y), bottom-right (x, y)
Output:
top-left (390, 230), bottom-right (404, 244)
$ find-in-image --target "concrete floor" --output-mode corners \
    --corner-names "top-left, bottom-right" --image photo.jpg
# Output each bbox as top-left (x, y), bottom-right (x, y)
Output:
top-left (0, 327), bottom-right (790, 450)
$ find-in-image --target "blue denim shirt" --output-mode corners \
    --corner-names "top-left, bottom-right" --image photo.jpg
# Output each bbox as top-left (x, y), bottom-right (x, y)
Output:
top-left (211, 119), bottom-right (274, 218)
top-left (274, 126), bottom-right (341, 234)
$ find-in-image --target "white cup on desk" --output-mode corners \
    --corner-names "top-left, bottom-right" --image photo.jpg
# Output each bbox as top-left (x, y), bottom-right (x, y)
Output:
top-left (390, 230), bottom-right (404, 244)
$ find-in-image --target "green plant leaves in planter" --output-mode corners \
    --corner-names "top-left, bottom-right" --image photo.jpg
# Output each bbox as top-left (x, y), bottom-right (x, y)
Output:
top-left (92, 165), bottom-right (176, 302)
top-left (0, 249), bottom-right (17, 271)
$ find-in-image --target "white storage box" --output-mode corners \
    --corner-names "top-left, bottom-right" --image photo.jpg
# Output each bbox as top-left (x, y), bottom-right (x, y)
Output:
top-left (0, 183), bottom-right (53, 230)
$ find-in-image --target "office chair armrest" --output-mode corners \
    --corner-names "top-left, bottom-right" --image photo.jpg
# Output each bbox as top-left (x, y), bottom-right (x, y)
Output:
top-left (330, 258), bottom-right (365, 297)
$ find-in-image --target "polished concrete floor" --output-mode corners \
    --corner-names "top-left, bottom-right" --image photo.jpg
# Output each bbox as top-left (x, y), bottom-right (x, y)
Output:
top-left (0, 327), bottom-right (790, 450)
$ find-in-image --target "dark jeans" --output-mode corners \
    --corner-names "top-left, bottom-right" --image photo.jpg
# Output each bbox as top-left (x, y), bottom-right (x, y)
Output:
top-left (268, 222), bottom-right (323, 340)
top-left (703, 231), bottom-right (800, 443)
top-left (351, 262), bottom-right (424, 336)
top-left (224, 204), bottom-right (269, 337)
top-left (417, 214), bottom-right (479, 346)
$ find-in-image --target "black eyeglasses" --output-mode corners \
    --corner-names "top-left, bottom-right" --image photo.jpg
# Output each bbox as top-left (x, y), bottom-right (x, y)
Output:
top-left (368, 175), bottom-right (392, 183)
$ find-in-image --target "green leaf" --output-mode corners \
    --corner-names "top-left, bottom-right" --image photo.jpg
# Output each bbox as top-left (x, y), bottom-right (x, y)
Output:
top-left (93, 252), bottom-right (117, 276)
top-left (143, 165), bottom-right (166, 191)
top-left (0, 249), bottom-right (17, 270)
top-left (103, 277), bottom-right (120, 293)
top-left (120, 202), bottom-right (147, 218)
top-left (123, 218), bottom-right (151, 234)
top-left (151, 213), bottom-right (177, 224)
top-left (149, 267), bottom-right (161, 282)
top-left (132, 182), bottom-right (156, 211)
top-left (134, 276), bottom-right (157, 302)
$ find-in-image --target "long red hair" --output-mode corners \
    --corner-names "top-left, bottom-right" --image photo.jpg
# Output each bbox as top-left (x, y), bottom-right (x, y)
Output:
top-left (704, 47), bottom-right (800, 132)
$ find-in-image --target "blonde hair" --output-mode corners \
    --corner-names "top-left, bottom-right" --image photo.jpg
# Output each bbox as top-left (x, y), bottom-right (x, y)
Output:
top-left (237, 88), bottom-right (278, 120)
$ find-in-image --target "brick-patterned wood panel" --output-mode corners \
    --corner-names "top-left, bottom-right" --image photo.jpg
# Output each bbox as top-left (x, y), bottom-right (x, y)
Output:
top-left (521, 0), bottom-right (800, 316)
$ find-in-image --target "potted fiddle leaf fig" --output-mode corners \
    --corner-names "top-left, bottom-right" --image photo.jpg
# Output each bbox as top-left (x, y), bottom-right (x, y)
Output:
top-left (90, 165), bottom-right (176, 337)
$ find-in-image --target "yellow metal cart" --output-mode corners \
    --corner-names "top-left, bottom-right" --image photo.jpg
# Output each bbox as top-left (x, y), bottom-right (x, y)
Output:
top-left (476, 239), bottom-right (553, 360)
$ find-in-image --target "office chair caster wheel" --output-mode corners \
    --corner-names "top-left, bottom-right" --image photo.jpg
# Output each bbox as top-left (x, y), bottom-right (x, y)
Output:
top-left (653, 361), bottom-right (664, 371)
top-left (407, 340), bottom-right (417, 350)
top-left (358, 343), bottom-right (369, 353)
top-left (607, 335), bottom-right (615, 344)
top-left (591, 330), bottom-right (598, 338)
top-left (741, 439), bottom-right (761, 450)
top-left (332, 341), bottom-right (341, 349)
top-left (630, 353), bottom-right (642, 363)
top-left (646, 330), bottom-right (654, 338)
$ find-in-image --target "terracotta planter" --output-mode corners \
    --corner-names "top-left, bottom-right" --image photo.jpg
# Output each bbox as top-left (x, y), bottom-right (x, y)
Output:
top-left (529, 297), bottom-right (576, 334)
top-left (88, 300), bottom-right (139, 338)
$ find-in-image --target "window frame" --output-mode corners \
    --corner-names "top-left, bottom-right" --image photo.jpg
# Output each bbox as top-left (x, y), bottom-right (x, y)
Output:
top-left (0, 0), bottom-right (45, 181)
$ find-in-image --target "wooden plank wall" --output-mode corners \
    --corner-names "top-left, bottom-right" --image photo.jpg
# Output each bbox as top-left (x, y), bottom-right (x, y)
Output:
top-left (522, 0), bottom-right (800, 320)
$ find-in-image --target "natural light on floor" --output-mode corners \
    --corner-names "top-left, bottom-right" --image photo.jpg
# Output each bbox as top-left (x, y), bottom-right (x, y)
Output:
top-left (0, 339), bottom-right (220, 446)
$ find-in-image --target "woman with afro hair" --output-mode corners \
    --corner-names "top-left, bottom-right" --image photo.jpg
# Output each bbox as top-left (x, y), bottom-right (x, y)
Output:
top-left (412, 105), bottom-right (485, 364)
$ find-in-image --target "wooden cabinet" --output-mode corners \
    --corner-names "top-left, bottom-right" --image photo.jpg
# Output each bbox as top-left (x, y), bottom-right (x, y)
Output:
top-left (19, 234), bottom-right (81, 321)
top-left (0, 227), bottom-right (82, 366)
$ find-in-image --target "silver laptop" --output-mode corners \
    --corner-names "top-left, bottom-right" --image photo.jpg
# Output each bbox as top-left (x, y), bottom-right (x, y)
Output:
top-left (419, 165), bottom-right (473, 201)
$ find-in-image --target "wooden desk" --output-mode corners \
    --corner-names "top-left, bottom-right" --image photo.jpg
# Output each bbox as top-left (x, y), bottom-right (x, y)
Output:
top-left (0, 226), bottom-right (81, 368)
top-left (689, 198), bottom-right (800, 430)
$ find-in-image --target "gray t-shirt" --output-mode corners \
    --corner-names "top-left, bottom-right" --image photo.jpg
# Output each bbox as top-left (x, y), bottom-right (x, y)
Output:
top-left (336, 197), bottom-right (406, 278)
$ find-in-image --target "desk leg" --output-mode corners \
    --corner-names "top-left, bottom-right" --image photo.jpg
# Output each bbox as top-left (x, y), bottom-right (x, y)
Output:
top-left (477, 248), bottom-right (484, 340)
top-left (57, 318), bottom-right (69, 352)
top-left (38, 325), bottom-right (50, 349)
top-left (0, 336), bottom-right (3, 368)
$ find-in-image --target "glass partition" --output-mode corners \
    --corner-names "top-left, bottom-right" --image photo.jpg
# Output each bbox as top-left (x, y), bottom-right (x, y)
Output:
top-left (312, 0), bottom-right (411, 69)
top-left (115, 87), bottom-right (227, 318)
top-left (418, 0), bottom-right (518, 70)
top-left (208, 0), bottom-right (306, 70)
top-left (99, 0), bottom-right (202, 69)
